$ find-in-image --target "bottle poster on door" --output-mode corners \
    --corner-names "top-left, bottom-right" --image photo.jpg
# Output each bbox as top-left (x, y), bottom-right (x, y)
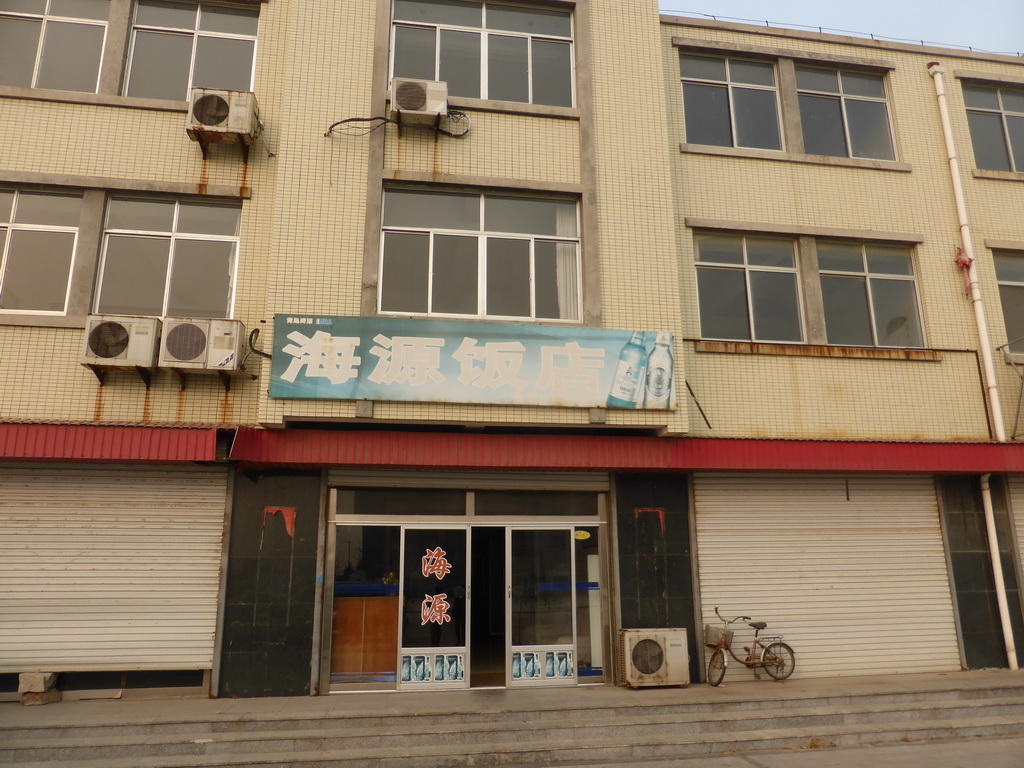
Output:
top-left (269, 315), bottom-right (675, 410)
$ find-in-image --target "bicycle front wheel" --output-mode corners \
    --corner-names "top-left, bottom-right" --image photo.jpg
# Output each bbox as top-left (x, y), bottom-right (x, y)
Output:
top-left (707, 648), bottom-right (726, 686)
top-left (761, 642), bottom-right (795, 680)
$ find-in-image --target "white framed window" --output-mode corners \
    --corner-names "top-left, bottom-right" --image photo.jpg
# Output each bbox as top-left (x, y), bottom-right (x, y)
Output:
top-left (391, 0), bottom-right (574, 107)
top-left (0, 189), bottom-right (83, 314)
top-left (0, 0), bottom-right (110, 93)
top-left (95, 198), bottom-right (240, 318)
top-left (796, 66), bottom-right (895, 160)
top-left (963, 84), bottom-right (1024, 173)
top-left (124, 0), bottom-right (258, 101)
top-left (379, 188), bottom-right (580, 321)
top-left (695, 233), bottom-right (802, 343)
top-left (679, 54), bottom-right (782, 151)
top-left (994, 250), bottom-right (1024, 352)
top-left (817, 241), bottom-right (923, 347)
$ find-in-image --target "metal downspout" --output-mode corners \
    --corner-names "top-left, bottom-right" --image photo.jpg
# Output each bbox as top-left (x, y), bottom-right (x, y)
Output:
top-left (930, 62), bottom-right (1018, 670)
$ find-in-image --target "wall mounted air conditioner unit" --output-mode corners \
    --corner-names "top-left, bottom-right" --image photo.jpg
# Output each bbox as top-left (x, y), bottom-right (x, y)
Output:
top-left (389, 78), bottom-right (448, 125)
top-left (81, 315), bottom-right (161, 369)
top-left (619, 628), bottom-right (689, 688)
top-left (186, 88), bottom-right (262, 144)
top-left (159, 318), bottom-right (244, 372)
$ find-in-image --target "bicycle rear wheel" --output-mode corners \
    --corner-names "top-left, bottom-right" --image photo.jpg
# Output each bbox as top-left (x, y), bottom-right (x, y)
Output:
top-left (761, 642), bottom-right (795, 680)
top-left (707, 648), bottom-right (726, 686)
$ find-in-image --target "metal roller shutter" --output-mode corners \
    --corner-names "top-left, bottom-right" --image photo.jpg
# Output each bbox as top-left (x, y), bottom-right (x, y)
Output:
top-left (694, 474), bottom-right (960, 679)
top-left (0, 465), bottom-right (228, 673)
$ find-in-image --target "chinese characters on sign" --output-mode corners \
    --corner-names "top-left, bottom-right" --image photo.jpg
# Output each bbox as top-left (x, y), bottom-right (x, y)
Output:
top-left (421, 547), bottom-right (452, 580)
top-left (421, 547), bottom-right (452, 626)
top-left (270, 316), bottom-right (675, 410)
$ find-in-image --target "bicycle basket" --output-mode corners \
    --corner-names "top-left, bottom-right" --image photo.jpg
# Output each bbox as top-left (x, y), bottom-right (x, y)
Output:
top-left (703, 624), bottom-right (734, 648)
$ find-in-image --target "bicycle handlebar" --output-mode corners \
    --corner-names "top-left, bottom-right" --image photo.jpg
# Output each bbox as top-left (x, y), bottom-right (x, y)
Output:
top-left (714, 606), bottom-right (754, 625)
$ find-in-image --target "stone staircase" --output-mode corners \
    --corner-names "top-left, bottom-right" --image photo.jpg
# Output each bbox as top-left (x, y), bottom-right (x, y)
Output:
top-left (2, 671), bottom-right (1024, 767)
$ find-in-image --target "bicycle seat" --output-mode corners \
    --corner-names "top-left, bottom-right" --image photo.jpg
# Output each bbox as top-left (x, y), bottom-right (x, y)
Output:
top-left (749, 621), bottom-right (768, 631)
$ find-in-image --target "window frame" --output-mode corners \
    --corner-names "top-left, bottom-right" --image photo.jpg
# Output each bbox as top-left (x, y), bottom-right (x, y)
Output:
top-left (794, 65), bottom-right (896, 161)
top-left (378, 187), bottom-right (582, 323)
top-left (0, 0), bottom-right (110, 93)
top-left (962, 82), bottom-right (1024, 173)
top-left (993, 249), bottom-right (1024, 354)
top-left (815, 240), bottom-right (924, 349)
top-left (0, 189), bottom-right (84, 316)
top-left (94, 196), bottom-right (242, 319)
top-left (123, 0), bottom-right (260, 102)
top-left (692, 227), bottom-right (926, 350)
top-left (694, 232), bottom-right (804, 343)
top-left (389, 0), bottom-right (576, 108)
top-left (674, 38), bottom-right (902, 169)
top-left (678, 53), bottom-right (783, 152)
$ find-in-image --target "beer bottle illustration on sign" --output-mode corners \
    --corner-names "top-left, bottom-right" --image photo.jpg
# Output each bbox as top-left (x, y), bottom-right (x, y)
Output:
top-left (643, 332), bottom-right (673, 409)
top-left (606, 331), bottom-right (647, 408)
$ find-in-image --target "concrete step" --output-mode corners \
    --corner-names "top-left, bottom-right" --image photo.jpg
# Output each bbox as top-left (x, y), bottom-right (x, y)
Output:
top-left (4, 712), bottom-right (1024, 768)
top-left (6, 681), bottom-right (1024, 741)
top-left (4, 693), bottom-right (1024, 765)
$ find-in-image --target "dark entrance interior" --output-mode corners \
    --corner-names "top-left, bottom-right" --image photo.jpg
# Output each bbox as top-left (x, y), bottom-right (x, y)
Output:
top-left (470, 526), bottom-right (506, 687)
top-left (938, 476), bottom-right (1024, 669)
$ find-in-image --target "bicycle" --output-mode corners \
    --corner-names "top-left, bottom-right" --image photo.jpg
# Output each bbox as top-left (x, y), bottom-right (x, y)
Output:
top-left (703, 606), bottom-right (795, 686)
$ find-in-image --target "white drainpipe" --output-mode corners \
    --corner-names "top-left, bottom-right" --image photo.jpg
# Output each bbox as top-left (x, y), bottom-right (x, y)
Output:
top-left (981, 474), bottom-right (1019, 670)
top-left (929, 62), bottom-right (1018, 670)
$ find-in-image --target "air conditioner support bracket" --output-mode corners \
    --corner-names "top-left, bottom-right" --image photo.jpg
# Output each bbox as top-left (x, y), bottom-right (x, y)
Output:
top-left (172, 370), bottom-right (232, 392)
top-left (135, 367), bottom-right (153, 389)
top-left (195, 134), bottom-right (209, 160)
top-left (86, 365), bottom-right (152, 388)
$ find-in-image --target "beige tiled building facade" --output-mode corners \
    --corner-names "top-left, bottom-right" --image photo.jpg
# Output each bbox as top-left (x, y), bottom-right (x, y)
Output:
top-left (1, 0), bottom-right (1023, 698)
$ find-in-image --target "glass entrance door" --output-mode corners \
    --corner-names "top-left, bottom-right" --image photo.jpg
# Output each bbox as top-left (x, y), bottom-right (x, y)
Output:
top-left (398, 527), bottom-right (468, 690)
top-left (508, 528), bottom-right (576, 686)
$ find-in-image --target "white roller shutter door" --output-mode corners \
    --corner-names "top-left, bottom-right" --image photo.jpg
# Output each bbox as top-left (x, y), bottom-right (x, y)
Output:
top-left (694, 474), bottom-right (960, 679)
top-left (0, 465), bottom-right (228, 673)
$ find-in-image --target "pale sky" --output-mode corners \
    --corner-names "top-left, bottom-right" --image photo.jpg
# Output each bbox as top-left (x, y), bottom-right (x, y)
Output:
top-left (658, 1), bottom-right (1024, 57)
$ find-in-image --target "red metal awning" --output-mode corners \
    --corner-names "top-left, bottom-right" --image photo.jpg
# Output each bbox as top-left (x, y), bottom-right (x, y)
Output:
top-left (229, 426), bottom-right (1024, 474)
top-left (0, 423), bottom-right (219, 463)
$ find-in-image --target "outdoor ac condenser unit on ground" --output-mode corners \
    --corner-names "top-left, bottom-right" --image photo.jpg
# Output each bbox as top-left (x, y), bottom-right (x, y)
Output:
top-left (389, 78), bottom-right (448, 125)
top-left (158, 318), bottom-right (244, 372)
top-left (186, 88), bottom-right (262, 144)
top-left (619, 628), bottom-right (689, 688)
top-left (81, 315), bottom-right (161, 369)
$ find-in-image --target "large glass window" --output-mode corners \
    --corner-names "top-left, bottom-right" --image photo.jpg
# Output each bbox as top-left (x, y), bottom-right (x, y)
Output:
top-left (0, 0), bottom-right (109, 92)
top-left (796, 66), bottom-right (895, 160)
top-left (679, 54), bottom-right (782, 151)
top-left (0, 189), bottom-right (82, 313)
top-left (818, 241), bottom-right (923, 347)
top-left (391, 0), bottom-right (573, 107)
top-left (125, 0), bottom-right (258, 101)
top-left (963, 84), bottom-right (1024, 173)
top-left (695, 233), bottom-right (802, 343)
top-left (95, 197), bottom-right (240, 318)
top-left (380, 188), bottom-right (580, 321)
top-left (994, 250), bottom-right (1024, 353)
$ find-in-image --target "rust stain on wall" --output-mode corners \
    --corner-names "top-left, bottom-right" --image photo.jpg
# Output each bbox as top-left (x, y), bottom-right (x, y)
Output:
top-left (176, 388), bottom-right (187, 422)
top-left (220, 390), bottom-right (233, 423)
top-left (92, 387), bottom-right (104, 421)
top-left (198, 155), bottom-right (209, 196)
top-left (142, 387), bottom-right (152, 422)
top-left (694, 340), bottom-right (943, 362)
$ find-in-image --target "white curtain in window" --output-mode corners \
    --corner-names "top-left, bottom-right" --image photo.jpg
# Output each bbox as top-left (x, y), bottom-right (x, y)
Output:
top-left (554, 205), bottom-right (579, 320)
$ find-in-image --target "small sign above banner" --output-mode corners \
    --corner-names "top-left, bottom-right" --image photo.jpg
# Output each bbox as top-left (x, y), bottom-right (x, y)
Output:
top-left (269, 315), bottom-right (674, 410)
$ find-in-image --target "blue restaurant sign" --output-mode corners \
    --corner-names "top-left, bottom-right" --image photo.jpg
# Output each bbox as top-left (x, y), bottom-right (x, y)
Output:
top-left (269, 315), bottom-right (675, 410)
